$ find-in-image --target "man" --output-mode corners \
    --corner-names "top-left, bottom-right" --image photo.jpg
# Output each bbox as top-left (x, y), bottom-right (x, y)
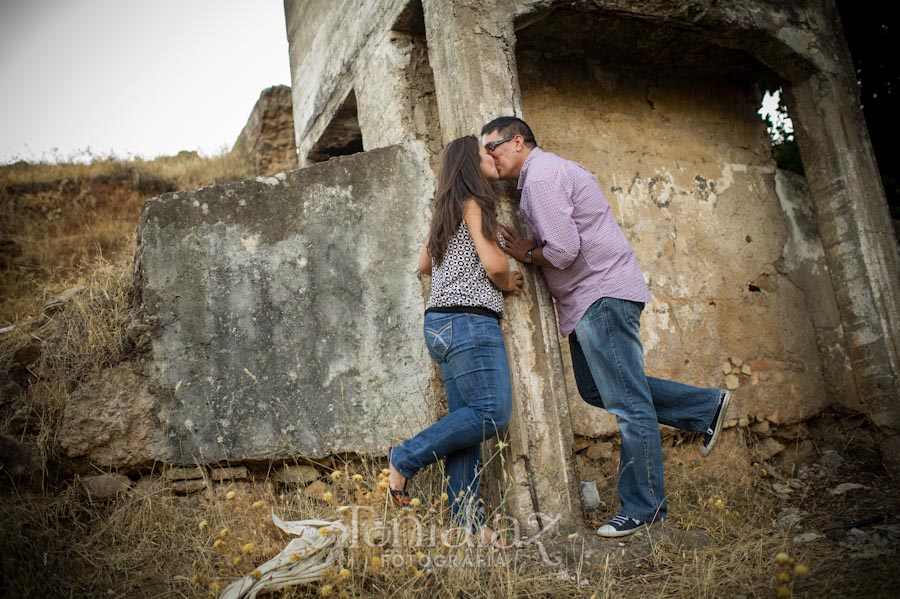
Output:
top-left (481, 116), bottom-right (731, 538)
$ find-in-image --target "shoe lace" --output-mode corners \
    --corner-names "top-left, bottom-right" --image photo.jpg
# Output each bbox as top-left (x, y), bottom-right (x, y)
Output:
top-left (610, 514), bottom-right (629, 526)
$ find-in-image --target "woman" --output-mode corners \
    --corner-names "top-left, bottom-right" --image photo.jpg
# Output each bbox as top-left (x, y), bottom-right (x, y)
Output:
top-left (387, 135), bottom-right (523, 545)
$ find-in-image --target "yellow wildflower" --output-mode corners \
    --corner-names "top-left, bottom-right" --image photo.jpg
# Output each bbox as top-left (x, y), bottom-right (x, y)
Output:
top-left (775, 585), bottom-right (791, 598)
top-left (381, 468), bottom-right (390, 477)
top-left (213, 539), bottom-right (225, 550)
top-left (370, 556), bottom-right (382, 568)
top-left (198, 520), bottom-right (209, 531)
top-left (352, 474), bottom-right (364, 482)
top-left (339, 568), bottom-right (351, 579)
top-left (252, 500), bottom-right (265, 509)
top-left (776, 572), bottom-right (791, 583)
top-left (290, 553), bottom-right (300, 563)
top-left (775, 552), bottom-right (791, 565)
top-left (233, 556), bottom-right (243, 566)
top-left (323, 492), bottom-right (334, 502)
top-left (209, 581), bottom-right (221, 594)
top-left (319, 584), bottom-right (333, 597)
top-left (410, 498), bottom-right (421, 507)
top-left (794, 564), bottom-right (810, 578)
top-left (377, 480), bottom-right (389, 490)
top-left (242, 542), bottom-right (255, 554)
top-left (251, 569), bottom-right (262, 580)
top-left (330, 471), bottom-right (343, 480)
top-left (225, 490), bottom-right (236, 500)
top-left (219, 528), bottom-right (229, 538)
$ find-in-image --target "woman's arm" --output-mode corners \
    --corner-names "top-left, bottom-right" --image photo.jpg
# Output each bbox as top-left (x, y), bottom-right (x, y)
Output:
top-left (417, 235), bottom-right (431, 274)
top-left (463, 199), bottom-right (523, 293)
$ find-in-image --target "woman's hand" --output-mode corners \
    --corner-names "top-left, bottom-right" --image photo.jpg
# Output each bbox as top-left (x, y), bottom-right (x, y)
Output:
top-left (504, 270), bottom-right (524, 295)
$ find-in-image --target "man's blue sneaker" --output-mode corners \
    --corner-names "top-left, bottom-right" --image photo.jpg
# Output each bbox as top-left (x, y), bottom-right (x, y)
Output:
top-left (596, 514), bottom-right (647, 538)
top-left (701, 390), bottom-right (732, 457)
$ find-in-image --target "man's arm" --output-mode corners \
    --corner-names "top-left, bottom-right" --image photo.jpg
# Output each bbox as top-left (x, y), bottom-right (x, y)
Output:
top-left (520, 178), bottom-right (580, 269)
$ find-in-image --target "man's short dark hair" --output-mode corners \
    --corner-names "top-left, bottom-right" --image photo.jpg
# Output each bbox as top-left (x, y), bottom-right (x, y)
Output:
top-left (481, 116), bottom-right (537, 148)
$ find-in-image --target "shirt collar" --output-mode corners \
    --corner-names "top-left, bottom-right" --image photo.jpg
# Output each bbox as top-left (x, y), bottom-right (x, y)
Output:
top-left (516, 146), bottom-right (543, 190)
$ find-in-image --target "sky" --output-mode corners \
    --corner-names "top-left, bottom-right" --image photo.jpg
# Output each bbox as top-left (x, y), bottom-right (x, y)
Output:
top-left (0, 0), bottom-right (291, 164)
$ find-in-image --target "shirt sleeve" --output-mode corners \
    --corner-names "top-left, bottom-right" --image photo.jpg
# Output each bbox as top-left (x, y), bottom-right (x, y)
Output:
top-left (524, 177), bottom-right (581, 269)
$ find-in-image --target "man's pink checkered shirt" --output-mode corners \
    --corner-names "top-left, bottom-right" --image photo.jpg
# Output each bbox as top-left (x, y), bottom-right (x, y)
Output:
top-left (517, 147), bottom-right (650, 336)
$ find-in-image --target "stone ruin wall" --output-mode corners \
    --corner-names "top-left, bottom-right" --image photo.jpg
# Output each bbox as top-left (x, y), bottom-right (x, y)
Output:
top-left (231, 85), bottom-right (298, 176)
top-left (515, 50), bottom-right (857, 437)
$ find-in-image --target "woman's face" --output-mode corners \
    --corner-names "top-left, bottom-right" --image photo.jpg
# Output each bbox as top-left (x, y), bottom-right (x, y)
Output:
top-left (478, 144), bottom-right (500, 182)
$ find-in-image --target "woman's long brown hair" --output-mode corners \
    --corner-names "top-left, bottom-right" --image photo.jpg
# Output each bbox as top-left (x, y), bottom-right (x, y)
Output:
top-left (427, 135), bottom-right (499, 265)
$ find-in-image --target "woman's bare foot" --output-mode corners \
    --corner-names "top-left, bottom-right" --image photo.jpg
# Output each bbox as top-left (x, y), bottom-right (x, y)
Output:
top-left (387, 446), bottom-right (410, 506)
top-left (480, 526), bottom-right (508, 548)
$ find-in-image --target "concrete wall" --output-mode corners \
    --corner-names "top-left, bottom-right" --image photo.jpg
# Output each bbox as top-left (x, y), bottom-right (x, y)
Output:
top-left (132, 143), bottom-right (433, 464)
top-left (284, 0), bottom-right (418, 165)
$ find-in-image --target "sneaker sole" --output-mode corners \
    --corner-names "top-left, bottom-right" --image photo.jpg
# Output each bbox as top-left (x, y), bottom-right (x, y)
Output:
top-left (596, 522), bottom-right (648, 538)
top-left (700, 390), bottom-right (732, 457)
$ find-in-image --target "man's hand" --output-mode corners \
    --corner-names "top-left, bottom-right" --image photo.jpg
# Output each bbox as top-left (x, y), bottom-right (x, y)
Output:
top-left (500, 224), bottom-right (536, 263)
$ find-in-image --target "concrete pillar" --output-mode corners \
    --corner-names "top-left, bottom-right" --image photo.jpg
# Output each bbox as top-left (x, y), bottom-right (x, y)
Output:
top-left (785, 72), bottom-right (900, 468)
top-left (423, 0), bottom-right (583, 535)
top-left (354, 31), bottom-right (441, 156)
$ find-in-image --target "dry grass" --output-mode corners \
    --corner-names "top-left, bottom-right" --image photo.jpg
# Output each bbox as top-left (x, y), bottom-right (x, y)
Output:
top-left (2, 155), bottom-right (895, 599)
top-left (1, 441), bottom-right (838, 599)
top-left (0, 150), bottom-right (253, 324)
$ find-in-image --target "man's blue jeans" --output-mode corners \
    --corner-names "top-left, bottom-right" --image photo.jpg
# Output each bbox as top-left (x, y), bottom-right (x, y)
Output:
top-left (570, 297), bottom-right (722, 523)
top-left (390, 312), bottom-right (512, 530)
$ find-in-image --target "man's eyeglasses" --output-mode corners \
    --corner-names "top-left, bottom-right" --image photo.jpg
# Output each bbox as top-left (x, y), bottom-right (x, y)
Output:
top-left (485, 136), bottom-right (515, 153)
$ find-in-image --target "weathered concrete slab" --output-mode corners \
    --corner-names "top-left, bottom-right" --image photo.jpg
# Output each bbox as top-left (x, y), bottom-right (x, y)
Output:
top-left (133, 142), bottom-right (433, 465)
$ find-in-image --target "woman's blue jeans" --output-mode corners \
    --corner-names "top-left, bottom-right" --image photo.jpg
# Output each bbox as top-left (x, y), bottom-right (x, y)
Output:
top-left (390, 312), bottom-right (512, 530)
top-left (569, 297), bottom-right (722, 523)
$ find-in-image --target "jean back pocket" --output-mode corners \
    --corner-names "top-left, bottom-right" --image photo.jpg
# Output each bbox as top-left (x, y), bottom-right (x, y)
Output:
top-left (424, 320), bottom-right (453, 361)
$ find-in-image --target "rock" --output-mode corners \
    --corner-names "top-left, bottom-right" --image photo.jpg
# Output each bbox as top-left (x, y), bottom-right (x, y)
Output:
top-left (58, 363), bottom-right (166, 470)
top-left (580, 481), bottom-right (601, 510)
top-left (163, 466), bottom-right (206, 481)
top-left (792, 531), bottom-right (821, 543)
top-left (210, 466), bottom-right (249, 481)
top-left (274, 465), bottom-right (319, 485)
top-left (724, 374), bottom-right (740, 390)
top-left (43, 285), bottom-right (86, 314)
top-left (171, 479), bottom-right (207, 495)
top-left (573, 437), bottom-right (592, 452)
top-left (81, 473), bottom-right (132, 500)
top-left (585, 441), bottom-right (614, 461)
top-left (828, 482), bottom-right (866, 495)
top-left (772, 482), bottom-right (793, 496)
top-left (777, 508), bottom-right (805, 528)
top-left (820, 450), bottom-right (844, 469)
top-left (134, 144), bottom-right (434, 464)
top-left (741, 364), bottom-right (752, 375)
top-left (756, 437), bottom-right (785, 461)
top-left (0, 435), bottom-right (42, 480)
top-left (231, 85), bottom-right (297, 176)
top-left (721, 361), bottom-right (732, 375)
top-left (729, 356), bottom-right (744, 367)
top-left (773, 422), bottom-right (808, 441)
top-left (750, 420), bottom-right (771, 436)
